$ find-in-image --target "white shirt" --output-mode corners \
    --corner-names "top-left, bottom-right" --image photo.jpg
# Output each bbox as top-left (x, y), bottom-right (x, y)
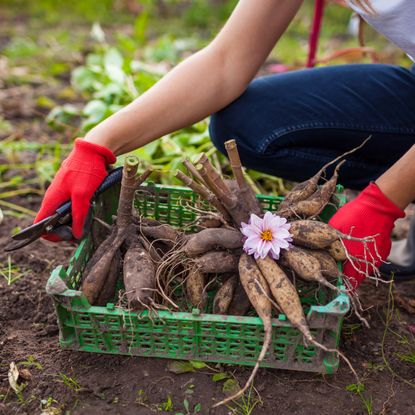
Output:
top-left (348, 0), bottom-right (415, 62)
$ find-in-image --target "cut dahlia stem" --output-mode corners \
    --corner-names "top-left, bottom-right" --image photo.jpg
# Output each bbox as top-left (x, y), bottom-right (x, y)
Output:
top-left (224, 139), bottom-right (262, 215)
top-left (196, 153), bottom-right (234, 200)
top-left (116, 156), bottom-right (140, 229)
top-left (183, 158), bottom-right (206, 186)
top-left (195, 163), bottom-right (237, 209)
top-left (175, 170), bottom-right (231, 222)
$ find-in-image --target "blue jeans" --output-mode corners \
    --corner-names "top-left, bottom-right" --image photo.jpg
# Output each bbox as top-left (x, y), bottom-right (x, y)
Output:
top-left (209, 64), bottom-right (415, 190)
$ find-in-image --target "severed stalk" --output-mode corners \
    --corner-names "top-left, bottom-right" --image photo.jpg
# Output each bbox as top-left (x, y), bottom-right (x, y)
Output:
top-left (196, 163), bottom-right (250, 226)
top-left (175, 170), bottom-right (231, 222)
top-left (224, 139), bottom-right (262, 215)
top-left (183, 158), bottom-right (207, 186)
top-left (196, 153), bottom-right (235, 201)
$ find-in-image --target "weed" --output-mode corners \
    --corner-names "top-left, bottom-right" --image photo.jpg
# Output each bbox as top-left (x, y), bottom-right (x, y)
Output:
top-left (0, 256), bottom-right (28, 285)
top-left (342, 322), bottom-right (362, 337)
top-left (12, 382), bottom-right (28, 404)
top-left (18, 355), bottom-right (43, 371)
top-left (58, 373), bottom-right (82, 393)
top-left (346, 383), bottom-right (373, 415)
top-left (40, 397), bottom-right (62, 415)
top-left (226, 384), bottom-right (261, 415)
top-left (394, 351), bottom-right (415, 365)
top-left (380, 281), bottom-right (415, 389)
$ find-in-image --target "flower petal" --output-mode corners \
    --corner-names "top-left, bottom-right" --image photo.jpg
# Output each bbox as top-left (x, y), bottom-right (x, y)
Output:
top-left (262, 211), bottom-right (274, 229)
top-left (261, 241), bottom-right (272, 258)
top-left (249, 213), bottom-right (264, 231)
top-left (241, 226), bottom-right (259, 238)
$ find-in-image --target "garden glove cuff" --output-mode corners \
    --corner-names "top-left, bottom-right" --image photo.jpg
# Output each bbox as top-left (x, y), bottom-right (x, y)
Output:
top-left (34, 138), bottom-right (116, 240)
top-left (328, 182), bottom-right (405, 289)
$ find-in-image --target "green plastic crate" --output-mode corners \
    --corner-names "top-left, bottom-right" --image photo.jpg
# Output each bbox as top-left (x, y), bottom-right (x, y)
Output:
top-left (47, 183), bottom-right (349, 374)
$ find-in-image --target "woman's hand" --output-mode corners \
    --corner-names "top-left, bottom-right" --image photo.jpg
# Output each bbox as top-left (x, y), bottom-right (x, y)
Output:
top-left (329, 183), bottom-right (405, 288)
top-left (34, 139), bottom-right (116, 240)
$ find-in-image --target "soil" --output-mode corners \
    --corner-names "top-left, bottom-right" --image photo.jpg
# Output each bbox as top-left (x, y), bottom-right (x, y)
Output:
top-left (1, 8), bottom-right (415, 415)
top-left (1, 206), bottom-right (415, 415)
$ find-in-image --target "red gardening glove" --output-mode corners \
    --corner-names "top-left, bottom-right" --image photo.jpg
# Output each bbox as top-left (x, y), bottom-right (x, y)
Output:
top-left (34, 138), bottom-right (116, 240)
top-left (329, 183), bottom-right (405, 289)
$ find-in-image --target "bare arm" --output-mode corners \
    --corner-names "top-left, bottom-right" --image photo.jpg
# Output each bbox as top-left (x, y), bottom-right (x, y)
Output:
top-left (376, 145), bottom-right (415, 210)
top-left (84, 0), bottom-right (303, 155)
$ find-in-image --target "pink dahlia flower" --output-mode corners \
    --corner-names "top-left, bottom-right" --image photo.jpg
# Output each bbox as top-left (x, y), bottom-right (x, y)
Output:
top-left (240, 212), bottom-right (292, 260)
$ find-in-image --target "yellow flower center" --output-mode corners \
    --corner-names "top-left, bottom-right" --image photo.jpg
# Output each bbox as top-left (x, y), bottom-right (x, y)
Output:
top-left (261, 229), bottom-right (273, 241)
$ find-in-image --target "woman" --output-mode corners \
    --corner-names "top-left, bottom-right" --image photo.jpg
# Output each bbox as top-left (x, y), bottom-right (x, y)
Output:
top-left (35, 0), bottom-right (415, 288)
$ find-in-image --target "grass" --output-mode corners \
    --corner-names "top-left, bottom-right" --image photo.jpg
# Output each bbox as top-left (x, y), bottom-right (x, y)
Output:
top-left (18, 355), bottom-right (43, 371)
top-left (0, 256), bottom-right (28, 285)
top-left (58, 373), bottom-right (82, 393)
top-left (380, 282), bottom-right (415, 390)
top-left (345, 382), bottom-right (373, 415)
top-left (226, 384), bottom-right (261, 415)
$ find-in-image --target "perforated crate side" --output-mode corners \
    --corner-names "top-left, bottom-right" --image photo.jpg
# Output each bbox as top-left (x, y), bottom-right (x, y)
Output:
top-left (48, 182), bottom-right (348, 374)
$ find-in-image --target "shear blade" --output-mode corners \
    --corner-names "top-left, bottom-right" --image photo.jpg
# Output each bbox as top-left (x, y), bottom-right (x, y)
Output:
top-left (4, 238), bottom-right (34, 252)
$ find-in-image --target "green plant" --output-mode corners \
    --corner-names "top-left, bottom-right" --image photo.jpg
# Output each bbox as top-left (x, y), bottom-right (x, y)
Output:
top-left (174, 399), bottom-right (202, 415)
top-left (0, 256), bottom-right (28, 285)
top-left (342, 322), bottom-right (362, 337)
top-left (18, 355), bottom-right (43, 371)
top-left (380, 281), bottom-right (415, 390)
top-left (346, 382), bottom-right (373, 415)
top-left (58, 373), bottom-right (82, 393)
top-left (157, 395), bottom-right (174, 412)
top-left (226, 384), bottom-right (261, 415)
top-left (40, 397), bottom-right (62, 415)
top-left (394, 351), bottom-right (415, 364)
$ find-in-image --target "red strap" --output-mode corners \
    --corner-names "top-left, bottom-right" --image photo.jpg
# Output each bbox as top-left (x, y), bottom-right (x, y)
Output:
top-left (306, 0), bottom-right (326, 68)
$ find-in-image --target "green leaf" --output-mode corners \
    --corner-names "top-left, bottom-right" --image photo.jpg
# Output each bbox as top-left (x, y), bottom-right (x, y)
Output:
top-left (104, 48), bottom-right (123, 68)
top-left (71, 66), bottom-right (96, 92)
top-left (86, 53), bottom-right (102, 67)
top-left (143, 140), bottom-right (160, 157)
top-left (90, 22), bottom-right (106, 43)
top-left (346, 383), bottom-right (365, 394)
top-left (134, 11), bottom-right (149, 43)
top-left (81, 100), bottom-right (108, 131)
top-left (183, 398), bottom-right (189, 412)
top-left (83, 100), bottom-right (107, 117)
top-left (96, 83), bottom-right (125, 103)
top-left (212, 372), bottom-right (229, 382)
top-left (194, 402), bottom-right (202, 413)
top-left (104, 48), bottom-right (125, 84)
top-left (163, 395), bottom-right (173, 411)
top-left (189, 360), bottom-right (207, 370)
top-left (167, 361), bottom-right (195, 374)
top-left (222, 379), bottom-right (240, 395)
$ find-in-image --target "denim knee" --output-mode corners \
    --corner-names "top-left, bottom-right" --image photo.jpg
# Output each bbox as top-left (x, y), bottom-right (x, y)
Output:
top-left (209, 113), bottom-right (227, 155)
top-left (209, 88), bottom-right (263, 157)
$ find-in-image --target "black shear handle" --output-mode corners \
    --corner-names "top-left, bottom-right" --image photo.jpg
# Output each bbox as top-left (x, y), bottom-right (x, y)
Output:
top-left (55, 166), bottom-right (123, 217)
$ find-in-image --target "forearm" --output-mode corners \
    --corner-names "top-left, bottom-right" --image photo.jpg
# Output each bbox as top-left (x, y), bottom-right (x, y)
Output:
top-left (84, 47), bottom-right (240, 155)
top-left (376, 144), bottom-right (415, 210)
top-left (84, 0), bottom-right (303, 155)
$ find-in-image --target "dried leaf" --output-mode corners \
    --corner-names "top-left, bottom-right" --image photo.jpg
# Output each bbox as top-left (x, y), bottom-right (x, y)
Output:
top-left (8, 362), bottom-right (19, 393)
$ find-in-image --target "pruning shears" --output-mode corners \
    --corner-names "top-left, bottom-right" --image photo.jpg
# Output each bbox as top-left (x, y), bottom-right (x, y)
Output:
top-left (4, 167), bottom-right (123, 252)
